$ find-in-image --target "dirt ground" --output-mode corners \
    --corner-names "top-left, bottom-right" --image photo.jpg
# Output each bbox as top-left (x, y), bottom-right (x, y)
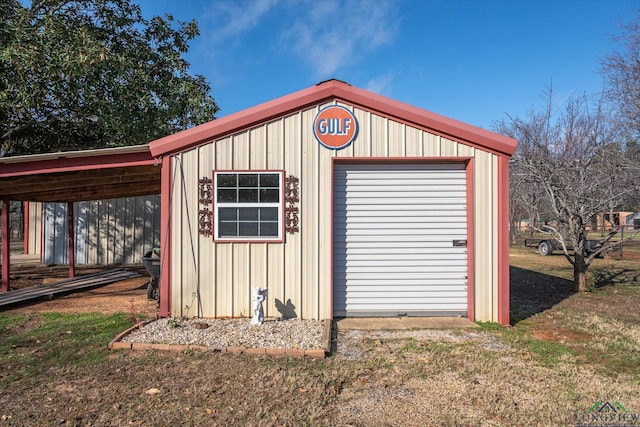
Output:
top-left (2, 263), bottom-right (160, 318)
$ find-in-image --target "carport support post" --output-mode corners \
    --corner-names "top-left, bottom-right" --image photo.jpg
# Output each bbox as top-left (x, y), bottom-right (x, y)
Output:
top-left (1, 196), bottom-right (9, 292)
top-left (67, 202), bottom-right (75, 278)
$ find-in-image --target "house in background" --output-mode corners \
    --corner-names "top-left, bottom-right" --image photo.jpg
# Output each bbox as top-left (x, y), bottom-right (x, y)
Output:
top-left (149, 80), bottom-right (517, 325)
top-left (590, 212), bottom-right (639, 232)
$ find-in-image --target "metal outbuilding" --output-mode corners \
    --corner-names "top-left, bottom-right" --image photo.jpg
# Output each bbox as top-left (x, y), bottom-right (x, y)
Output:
top-left (150, 79), bottom-right (517, 324)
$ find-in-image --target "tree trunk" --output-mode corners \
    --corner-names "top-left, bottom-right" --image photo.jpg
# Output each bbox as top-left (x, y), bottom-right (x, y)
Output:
top-left (573, 254), bottom-right (588, 292)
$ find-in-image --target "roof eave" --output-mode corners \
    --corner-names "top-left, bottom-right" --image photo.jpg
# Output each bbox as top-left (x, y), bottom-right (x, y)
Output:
top-left (149, 80), bottom-right (517, 158)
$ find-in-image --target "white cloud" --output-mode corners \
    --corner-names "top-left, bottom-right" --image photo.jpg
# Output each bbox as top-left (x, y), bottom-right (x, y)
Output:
top-left (281, 0), bottom-right (398, 78)
top-left (365, 73), bottom-right (395, 95)
top-left (207, 0), bottom-right (280, 41)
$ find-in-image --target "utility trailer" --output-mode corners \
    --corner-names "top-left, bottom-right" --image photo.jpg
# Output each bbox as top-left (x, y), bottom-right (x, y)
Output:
top-left (524, 238), bottom-right (606, 257)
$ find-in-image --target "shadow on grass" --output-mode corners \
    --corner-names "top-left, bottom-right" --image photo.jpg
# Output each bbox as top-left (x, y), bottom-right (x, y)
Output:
top-left (588, 267), bottom-right (640, 288)
top-left (510, 266), bottom-right (573, 325)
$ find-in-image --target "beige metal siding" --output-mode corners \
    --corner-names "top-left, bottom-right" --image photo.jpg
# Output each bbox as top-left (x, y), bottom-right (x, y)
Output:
top-left (170, 103), bottom-right (502, 322)
top-left (27, 202), bottom-right (42, 255)
top-left (41, 196), bottom-right (160, 265)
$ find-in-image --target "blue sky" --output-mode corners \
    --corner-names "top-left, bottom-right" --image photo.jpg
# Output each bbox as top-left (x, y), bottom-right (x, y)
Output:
top-left (136, 0), bottom-right (637, 130)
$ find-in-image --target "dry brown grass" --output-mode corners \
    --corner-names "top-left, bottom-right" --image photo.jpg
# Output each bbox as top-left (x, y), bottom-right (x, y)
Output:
top-left (1, 249), bottom-right (639, 426)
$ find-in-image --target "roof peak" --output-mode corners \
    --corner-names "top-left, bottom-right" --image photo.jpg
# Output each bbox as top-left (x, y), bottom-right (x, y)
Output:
top-left (149, 81), bottom-right (517, 158)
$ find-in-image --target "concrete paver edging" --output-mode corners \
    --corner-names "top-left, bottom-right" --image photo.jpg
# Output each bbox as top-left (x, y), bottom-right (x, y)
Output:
top-left (108, 319), bottom-right (332, 359)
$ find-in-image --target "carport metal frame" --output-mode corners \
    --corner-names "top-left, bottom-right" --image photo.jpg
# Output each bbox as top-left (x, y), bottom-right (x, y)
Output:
top-left (0, 145), bottom-right (161, 296)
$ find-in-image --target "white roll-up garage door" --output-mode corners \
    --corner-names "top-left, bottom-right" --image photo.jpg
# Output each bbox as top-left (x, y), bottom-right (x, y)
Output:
top-left (333, 163), bottom-right (468, 317)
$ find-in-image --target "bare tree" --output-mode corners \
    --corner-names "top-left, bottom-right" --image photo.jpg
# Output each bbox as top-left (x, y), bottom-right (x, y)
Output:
top-left (495, 89), bottom-right (640, 292)
top-left (601, 8), bottom-right (640, 140)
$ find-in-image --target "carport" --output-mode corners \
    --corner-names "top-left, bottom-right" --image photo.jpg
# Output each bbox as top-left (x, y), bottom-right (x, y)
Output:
top-left (0, 145), bottom-right (161, 301)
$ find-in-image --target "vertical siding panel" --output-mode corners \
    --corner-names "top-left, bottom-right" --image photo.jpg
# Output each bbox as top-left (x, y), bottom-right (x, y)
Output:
top-left (123, 196), bottom-right (133, 263)
top-left (174, 151), bottom-right (198, 317)
top-left (283, 111), bottom-right (303, 319)
top-left (250, 127), bottom-right (266, 169)
top-left (388, 121), bottom-right (404, 157)
top-left (267, 118), bottom-right (285, 317)
top-left (170, 156), bottom-right (182, 317)
top-left (130, 196), bottom-right (138, 263)
top-left (198, 144), bottom-right (215, 317)
top-left (405, 127), bottom-right (422, 157)
top-left (77, 202), bottom-right (89, 264)
top-left (106, 199), bottom-right (114, 264)
top-left (249, 126), bottom-right (269, 315)
top-left (301, 106), bottom-right (320, 320)
top-left (113, 198), bottom-right (121, 264)
top-left (95, 200), bottom-right (105, 264)
top-left (347, 108), bottom-right (368, 158)
top-left (441, 137), bottom-right (458, 156)
top-left (27, 202), bottom-right (42, 255)
top-left (215, 247), bottom-right (233, 317)
top-left (371, 115), bottom-right (388, 156)
top-left (170, 157), bottom-right (182, 317)
top-left (217, 136), bottom-right (233, 169)
top-left (457, 144), bottom-right (475, 157)
top-left (210, 140), bottom-right (219, 316)
top-left (474, 151), bottom-right (494, 321)
top-left (318, 141), bottom-right (334, 319)
top-left (136, 195), bottom-right (151, 264)
top-left (233, 244), bottom-right (250, 317)
top-left (423, 133), bottom-right (441, 156)
top-left (185, 150), bottom-right (201, 317)
top-left (250, 244), bottom-right (267, 314)
top-left (267, 119), bottom-right (284, 170)
top-left (117, 197), bottom-right (126, 264)
top-left (234, 132), bottom-right (249, 169)
top-left (215, 137), bottom-right (233, 317)
top-left (139, 197), bottom-right (146, 258)
top-left (42, 203), bottom-right (55, 263)
top-left (335, 102), bottom-right (355, 158)
top-left (233, 132), bottom-right (251, 317)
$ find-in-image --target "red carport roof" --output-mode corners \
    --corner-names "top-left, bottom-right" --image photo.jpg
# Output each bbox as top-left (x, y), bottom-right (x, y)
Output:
top-left (0, 145), bottom-right (160, 202)
top-left (149, 79), bottom-right (517, 158)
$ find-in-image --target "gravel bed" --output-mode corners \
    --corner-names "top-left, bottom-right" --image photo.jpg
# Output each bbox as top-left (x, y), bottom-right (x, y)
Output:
top-left (121, 317), bottom-right (326, 350)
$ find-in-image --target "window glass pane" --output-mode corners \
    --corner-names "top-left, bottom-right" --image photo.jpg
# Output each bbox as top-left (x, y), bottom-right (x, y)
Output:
top-left (218, 208), bottom-right (237, 220)
top-left (217, 174), bottom-right (236, 187)
top-left (218, 189), bottom-right (237, 203)
top-left (239, 207), bottom-right (258, 221)
top-left (260, 207), bottom-right (278, 221)
top-left (238, 189), bottom-right (258, 203)
top-left (260, 174), bottom-right (279, 187)
top-left (218, 221), bottom-right (238, 237)
top-left (260, 222), bottom-right (278, 236)
top-left (239, 174), bottom-right (258, 187)
top-left (260, 189), bottom-right (279, 203)
top-left (239, 222), bottom-right (258, 236)
top-left (215, 172), bottom-right (282, 240)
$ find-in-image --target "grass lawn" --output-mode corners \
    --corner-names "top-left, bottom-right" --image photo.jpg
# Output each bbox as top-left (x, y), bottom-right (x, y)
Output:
top-left (0, 249), bottom-right (639, 426)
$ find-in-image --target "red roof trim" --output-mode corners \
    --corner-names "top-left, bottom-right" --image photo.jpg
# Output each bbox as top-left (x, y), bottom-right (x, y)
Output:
top-left (149, 79), bottom-right (517, 158)
top-left (0, 149), bottom-right (156, 178)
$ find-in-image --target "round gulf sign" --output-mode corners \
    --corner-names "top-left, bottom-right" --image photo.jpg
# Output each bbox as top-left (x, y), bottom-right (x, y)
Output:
top-left (313, 105), bottom-right (358, 150)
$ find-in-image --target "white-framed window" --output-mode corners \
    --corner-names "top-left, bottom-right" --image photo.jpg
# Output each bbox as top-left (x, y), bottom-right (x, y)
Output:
top-left (213, 171), bottom-right (283, 242)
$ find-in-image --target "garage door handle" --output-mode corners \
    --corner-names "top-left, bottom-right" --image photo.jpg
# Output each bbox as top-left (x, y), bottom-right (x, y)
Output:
top-left (453, 240), bottom-right (467, 247)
